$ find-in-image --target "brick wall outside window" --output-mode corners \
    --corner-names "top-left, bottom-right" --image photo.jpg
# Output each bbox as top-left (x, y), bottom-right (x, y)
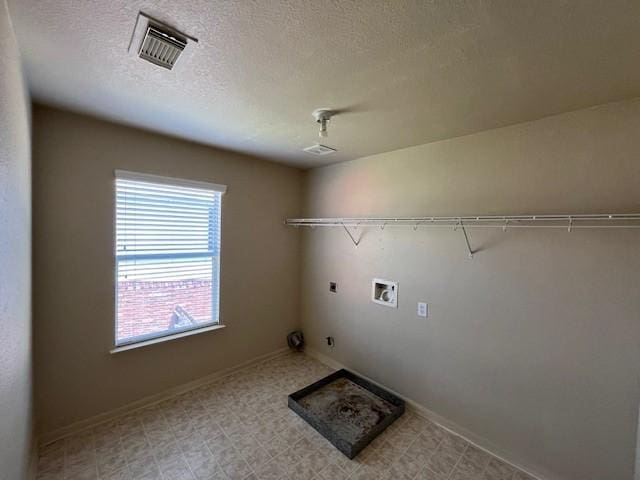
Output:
top-left (117, 279), bottom-right (213, 341)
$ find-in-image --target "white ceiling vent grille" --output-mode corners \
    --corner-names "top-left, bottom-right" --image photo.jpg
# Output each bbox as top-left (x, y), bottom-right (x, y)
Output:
top-left (139, 26), bottom-right (187, 70)
top-left (303, 144), bottom-right (337, 156)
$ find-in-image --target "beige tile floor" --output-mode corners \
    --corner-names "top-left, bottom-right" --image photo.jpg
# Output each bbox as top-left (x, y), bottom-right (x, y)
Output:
top-left (36, 352), bottom-right (538, 480)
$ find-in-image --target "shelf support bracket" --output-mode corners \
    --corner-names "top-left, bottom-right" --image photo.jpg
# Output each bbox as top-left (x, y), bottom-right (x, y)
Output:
top-left (342, 224), bottom-right (361, 247)
top-left (460, 222), bottom-right (475, 259)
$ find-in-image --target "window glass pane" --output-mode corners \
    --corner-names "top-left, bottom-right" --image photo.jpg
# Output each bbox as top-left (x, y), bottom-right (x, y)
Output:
top-left (115, 174), bottom-right (222, 346)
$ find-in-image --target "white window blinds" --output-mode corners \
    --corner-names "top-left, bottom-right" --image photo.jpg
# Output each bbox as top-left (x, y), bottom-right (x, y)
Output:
top-left (114, 171), bottom-right (225, 346)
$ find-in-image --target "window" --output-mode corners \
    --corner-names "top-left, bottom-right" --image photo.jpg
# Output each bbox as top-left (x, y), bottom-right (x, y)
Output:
top-left (114, 171), bottom-right (225, 347)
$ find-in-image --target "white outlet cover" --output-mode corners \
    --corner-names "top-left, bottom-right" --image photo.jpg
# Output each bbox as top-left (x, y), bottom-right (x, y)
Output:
top-left (418, 302), bottom-right (428, 317)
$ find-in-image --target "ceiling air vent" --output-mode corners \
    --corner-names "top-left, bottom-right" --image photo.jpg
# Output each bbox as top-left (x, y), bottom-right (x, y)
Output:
top-left (303, 144), bottom-right (337, 156)
top-left (139, 26), bottom-right (187, 70)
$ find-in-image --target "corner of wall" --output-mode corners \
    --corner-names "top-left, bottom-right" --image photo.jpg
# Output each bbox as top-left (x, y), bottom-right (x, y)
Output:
top-left (1, 0), bottom-right (35, 478)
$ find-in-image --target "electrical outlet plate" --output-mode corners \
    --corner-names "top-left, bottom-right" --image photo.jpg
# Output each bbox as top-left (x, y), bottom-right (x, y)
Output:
top-left (417, 302), bottom-right (428, 317)
top-left (372, 279), bottom-right (398, 308)
top-left (329, 282), bottom-right (337, 293)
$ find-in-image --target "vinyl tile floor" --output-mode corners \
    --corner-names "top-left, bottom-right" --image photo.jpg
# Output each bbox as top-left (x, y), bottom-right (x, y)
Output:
top-left (36, 352), bottom-right (538, 480)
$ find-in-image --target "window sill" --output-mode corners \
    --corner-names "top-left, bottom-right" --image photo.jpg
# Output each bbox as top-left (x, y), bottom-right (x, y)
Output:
top-left (110, 324), bottom-right (225, 354)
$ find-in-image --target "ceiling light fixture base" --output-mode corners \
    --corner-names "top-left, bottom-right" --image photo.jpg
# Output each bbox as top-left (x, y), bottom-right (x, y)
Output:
top-left (312, 108), bottom-right (334, 138)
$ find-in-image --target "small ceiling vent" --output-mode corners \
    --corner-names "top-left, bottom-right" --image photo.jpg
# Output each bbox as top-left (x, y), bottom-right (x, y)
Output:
top-left (139, 26), bottom-right (187, 70)
top-left (303, 144), bottom-right (337, 156)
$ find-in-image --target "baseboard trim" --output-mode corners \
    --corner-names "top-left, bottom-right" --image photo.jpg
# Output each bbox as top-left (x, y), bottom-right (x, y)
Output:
top-left (39, 346), bottom-right (290, 446)
top-left (304, 346), bottom-right (561, 480)
top-left (28, 432), bottom-right (38, 480)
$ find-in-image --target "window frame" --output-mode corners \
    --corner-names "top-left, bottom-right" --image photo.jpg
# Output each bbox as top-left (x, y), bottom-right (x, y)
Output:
top-left (112, 170), bottom-right (226, 352)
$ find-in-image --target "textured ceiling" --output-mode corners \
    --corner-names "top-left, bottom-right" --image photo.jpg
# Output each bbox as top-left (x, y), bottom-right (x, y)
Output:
top-left (8, 0), bottom-right (640, 168)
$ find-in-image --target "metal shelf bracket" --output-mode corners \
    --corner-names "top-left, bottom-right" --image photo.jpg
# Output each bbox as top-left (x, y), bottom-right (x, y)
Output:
top-left (342, 224), bottom-right (361, 247)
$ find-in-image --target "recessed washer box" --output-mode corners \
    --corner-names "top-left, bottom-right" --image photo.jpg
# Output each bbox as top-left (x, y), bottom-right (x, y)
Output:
top-left (372, 278), bottom-right (398, 308)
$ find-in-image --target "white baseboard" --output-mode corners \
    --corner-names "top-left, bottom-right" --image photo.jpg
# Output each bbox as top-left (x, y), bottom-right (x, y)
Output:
top-left (304, 346), bottom-right (562, 480)
top-left (39, 346), bottom-right (290, 446)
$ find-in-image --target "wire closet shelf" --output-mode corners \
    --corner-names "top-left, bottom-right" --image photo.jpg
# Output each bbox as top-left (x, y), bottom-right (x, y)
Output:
top-left (284, 213), bottom-right (640, 257)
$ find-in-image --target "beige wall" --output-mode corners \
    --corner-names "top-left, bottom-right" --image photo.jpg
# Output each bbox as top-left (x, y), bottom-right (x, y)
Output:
top-left (0, 1), bottom-right (33, 479)
top-left (302, 99), bottom-right (640, 480)
top-left (32, 106), bottom-right (303, 435)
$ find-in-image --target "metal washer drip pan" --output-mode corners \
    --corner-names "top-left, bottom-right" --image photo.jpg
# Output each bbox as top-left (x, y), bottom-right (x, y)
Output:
top-left (288, 369), bottom-right (405, 458)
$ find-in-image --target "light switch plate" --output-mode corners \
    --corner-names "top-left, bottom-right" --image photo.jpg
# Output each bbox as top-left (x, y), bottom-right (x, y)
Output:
top-left (417, 302), bottom-right (428, 317)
